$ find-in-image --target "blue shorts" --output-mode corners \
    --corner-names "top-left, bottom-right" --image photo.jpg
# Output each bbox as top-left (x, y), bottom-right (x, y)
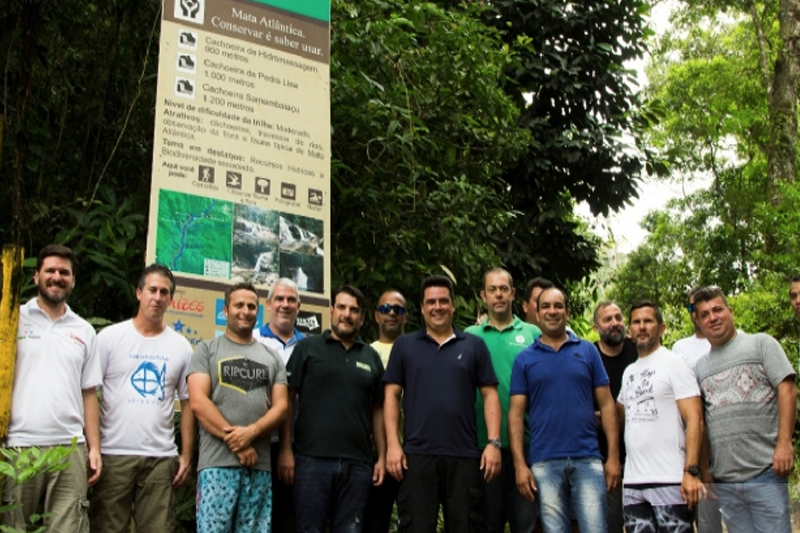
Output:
top-left (197, 467), bottom-right (272, 533)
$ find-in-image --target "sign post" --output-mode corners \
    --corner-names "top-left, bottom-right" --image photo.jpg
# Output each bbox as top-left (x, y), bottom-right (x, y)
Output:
top-left (146, 0), bottom-right (331, 340)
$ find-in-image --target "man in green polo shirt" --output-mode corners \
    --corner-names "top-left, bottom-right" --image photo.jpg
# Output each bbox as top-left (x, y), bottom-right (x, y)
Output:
top-left (465, 267), bottom-right (541, 533)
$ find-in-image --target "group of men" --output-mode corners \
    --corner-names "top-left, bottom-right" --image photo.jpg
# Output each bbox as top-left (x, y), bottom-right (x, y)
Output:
top-left (2, 244), bottom-right (797, 533)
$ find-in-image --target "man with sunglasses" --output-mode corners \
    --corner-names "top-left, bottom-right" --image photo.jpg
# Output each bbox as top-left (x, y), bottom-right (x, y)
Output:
top-left (362, 290), bottom-right (408, 533)
top-left (672, 289), bottom-right (712, 372)
top-left (465, 268), bottom-right (540, 533)
top-left (371, 290), bottom-right (408, 367)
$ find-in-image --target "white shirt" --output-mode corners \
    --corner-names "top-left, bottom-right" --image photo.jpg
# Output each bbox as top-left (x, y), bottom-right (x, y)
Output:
top-left (96, 320), bottom-right (192, 456)
top-left (8, 298), bottom-right (101, 447)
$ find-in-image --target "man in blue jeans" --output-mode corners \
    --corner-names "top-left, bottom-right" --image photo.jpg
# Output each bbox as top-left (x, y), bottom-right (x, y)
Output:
top-left (284, 285), bottom-right (386, 533)
top-left (694, 286), bottom-right (796, 533)
top-left (509, 286), bottom-right (621, 533)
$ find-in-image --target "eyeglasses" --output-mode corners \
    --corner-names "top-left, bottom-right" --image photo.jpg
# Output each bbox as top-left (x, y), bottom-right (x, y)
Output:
top-left (377, 304), bottom-right (406, 315)
top-left (685, 303), bottom-right (696, 313)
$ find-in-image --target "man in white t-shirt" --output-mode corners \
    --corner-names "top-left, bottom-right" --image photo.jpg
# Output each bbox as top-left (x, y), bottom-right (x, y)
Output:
top-left (672, 288), bottom-right (712, 371)
top-left (618, 300), bottom-right (705, 532)
top-left (89, 264), bottom-right (195, 533)
top-left (2, 244), bottom-right (102, 533)
top-left (254, 278), bottom-right (304, 533)
top-left (671, 288), bottom-right (723, 533)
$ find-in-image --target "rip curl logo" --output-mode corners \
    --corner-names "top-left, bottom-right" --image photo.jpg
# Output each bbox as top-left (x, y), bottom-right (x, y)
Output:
top-left (131, 362), bottom-right (167, 401)
top-left (218, 357), bottom-right (269, 394)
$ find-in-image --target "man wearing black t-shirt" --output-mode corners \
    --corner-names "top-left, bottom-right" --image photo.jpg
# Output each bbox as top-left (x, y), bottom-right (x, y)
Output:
top-left (593, 301), bottom-right (638, 533)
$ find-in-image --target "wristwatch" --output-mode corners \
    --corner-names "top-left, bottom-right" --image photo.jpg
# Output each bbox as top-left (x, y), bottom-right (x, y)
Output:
top-left (684, 464), bottom-right (700, 477)
top-left (487, 439), bottom-right (502, 449)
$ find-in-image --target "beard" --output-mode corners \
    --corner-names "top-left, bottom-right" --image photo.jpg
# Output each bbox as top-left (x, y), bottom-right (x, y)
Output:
top-left (38, 280), bottom-right (71, 306)
top-left (599, 327), bottom-right (625, 347)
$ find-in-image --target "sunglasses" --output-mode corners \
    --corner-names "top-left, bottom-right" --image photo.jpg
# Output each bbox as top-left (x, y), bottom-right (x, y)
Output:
top-left (376, 304), bottom-right (406, 315)
top-left (686, 303), bottom-right (696, 313)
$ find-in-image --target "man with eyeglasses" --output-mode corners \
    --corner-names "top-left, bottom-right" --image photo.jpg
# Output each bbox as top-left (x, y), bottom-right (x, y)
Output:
top-left (363, 290), bottom-right (408, 533)
top-left (465, 268), bottom-right (540, 533)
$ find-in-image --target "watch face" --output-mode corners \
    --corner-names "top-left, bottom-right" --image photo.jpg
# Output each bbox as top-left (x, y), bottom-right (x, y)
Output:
top-left (687, 465), bottom-right (700, 476)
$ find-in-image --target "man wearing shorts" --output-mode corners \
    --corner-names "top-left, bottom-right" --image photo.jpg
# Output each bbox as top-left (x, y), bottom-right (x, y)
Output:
top-left (188, 282), bottom-right (289, 533)
top-left (618, 301), bottom-right (705, 532)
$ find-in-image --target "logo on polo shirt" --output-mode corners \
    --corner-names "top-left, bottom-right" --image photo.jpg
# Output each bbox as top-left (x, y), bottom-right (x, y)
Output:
top-left (356, 361), bottom-right (371, 372)
top-left (18, 325), bottom-right (41, 340)
top-left (218, 356), bottom-right (269, 394)
top-left (515, 335), bottom-right (526, 344)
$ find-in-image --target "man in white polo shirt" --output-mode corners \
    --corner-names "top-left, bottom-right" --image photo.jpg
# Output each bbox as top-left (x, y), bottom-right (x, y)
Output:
top-left (2, 244), bottom-right (102, 533)
top-left (89, 264), bottom-right (195, 532)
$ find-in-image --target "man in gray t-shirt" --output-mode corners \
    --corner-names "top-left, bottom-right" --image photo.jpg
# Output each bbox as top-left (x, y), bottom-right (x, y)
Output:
top-left (693, 287), bottom-right (796, 533)
top-left (188, 282), bottom-right (289, 533)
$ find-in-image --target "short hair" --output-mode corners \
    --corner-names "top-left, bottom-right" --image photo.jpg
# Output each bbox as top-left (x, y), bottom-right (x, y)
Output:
top-left (37, 244), bottom-right (77, 274)
top-left (629, 299), bottom-right (664, 325)
top-left (332, 285), bottom-right (367, 314)
top-left (523, 277), bottom-right (554, 302)
top-left (593, 301), bottom-right (619, 324)
top-left (377, 289), bottom-right (406, 305)
top-left (692, 286), bottom-right (729, 308)
top-left (224, 282), bottom-right (259, 307)
top-left (538, 286), bottom-right (569, 310)
top-left (268, 278), bottom-right (300, 303)
top-left (137, 264), bottom-right (176, 296)
top-left (420, 275), bottom-right (455, 303)
top-left (483, 267), bottom-right (513, 289)
top-left (791, 274), bottom-right (800, 284)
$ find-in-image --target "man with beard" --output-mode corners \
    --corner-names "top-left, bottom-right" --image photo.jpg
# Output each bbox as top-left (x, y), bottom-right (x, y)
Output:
top-left (509, 287), bottom-right (620, 533)
top-left (592, 301), bottom-right (637, 533)
top-left (90, 264), bottom-right (195, 533)
top-left (2, 245), bottom-right (102, 533)
top-left (188, 282), bottom-right (289, 533)
top-left (284, 285), bottom-right (386, 533)
top-left (465, 268), bottom-right (540, 533)
top-left (385, 275), bottom-right (501, 533)
top-left (255, 278), bottom-right (304, 533)
top-left (617, 300), bottom-right (705, 532)
top-left (363, 289), bottom-right (408, 533)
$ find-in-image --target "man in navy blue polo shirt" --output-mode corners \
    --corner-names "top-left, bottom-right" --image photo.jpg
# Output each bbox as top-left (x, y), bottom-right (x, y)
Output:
top-left (384, 274), bottom-right (501, 533)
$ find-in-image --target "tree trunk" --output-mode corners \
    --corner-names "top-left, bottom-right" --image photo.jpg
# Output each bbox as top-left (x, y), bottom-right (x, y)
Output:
top-left (767, 0), bottom-right (800, 196)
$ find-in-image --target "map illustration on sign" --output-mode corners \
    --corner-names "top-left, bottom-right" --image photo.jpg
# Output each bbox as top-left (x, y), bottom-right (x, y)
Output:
top-left (156, 189), bottom-right (233, 277)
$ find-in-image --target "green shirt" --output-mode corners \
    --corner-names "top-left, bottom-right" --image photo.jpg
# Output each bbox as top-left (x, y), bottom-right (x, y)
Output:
top-left (465, 316), bottom-right (540, 448)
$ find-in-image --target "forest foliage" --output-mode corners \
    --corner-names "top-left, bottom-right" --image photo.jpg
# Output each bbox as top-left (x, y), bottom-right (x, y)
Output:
top-left (1, 0), bottom-right (652, 328)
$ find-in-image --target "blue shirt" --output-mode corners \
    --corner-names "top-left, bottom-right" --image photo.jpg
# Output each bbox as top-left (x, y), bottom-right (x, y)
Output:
top-left (510, 332), bottom-right (609, 464)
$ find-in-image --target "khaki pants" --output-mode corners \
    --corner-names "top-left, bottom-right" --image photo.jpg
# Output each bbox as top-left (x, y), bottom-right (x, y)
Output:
top-left (89, 454), bottom-right (179, 533)
top-left (1, 444), bottom-right (90, 533)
